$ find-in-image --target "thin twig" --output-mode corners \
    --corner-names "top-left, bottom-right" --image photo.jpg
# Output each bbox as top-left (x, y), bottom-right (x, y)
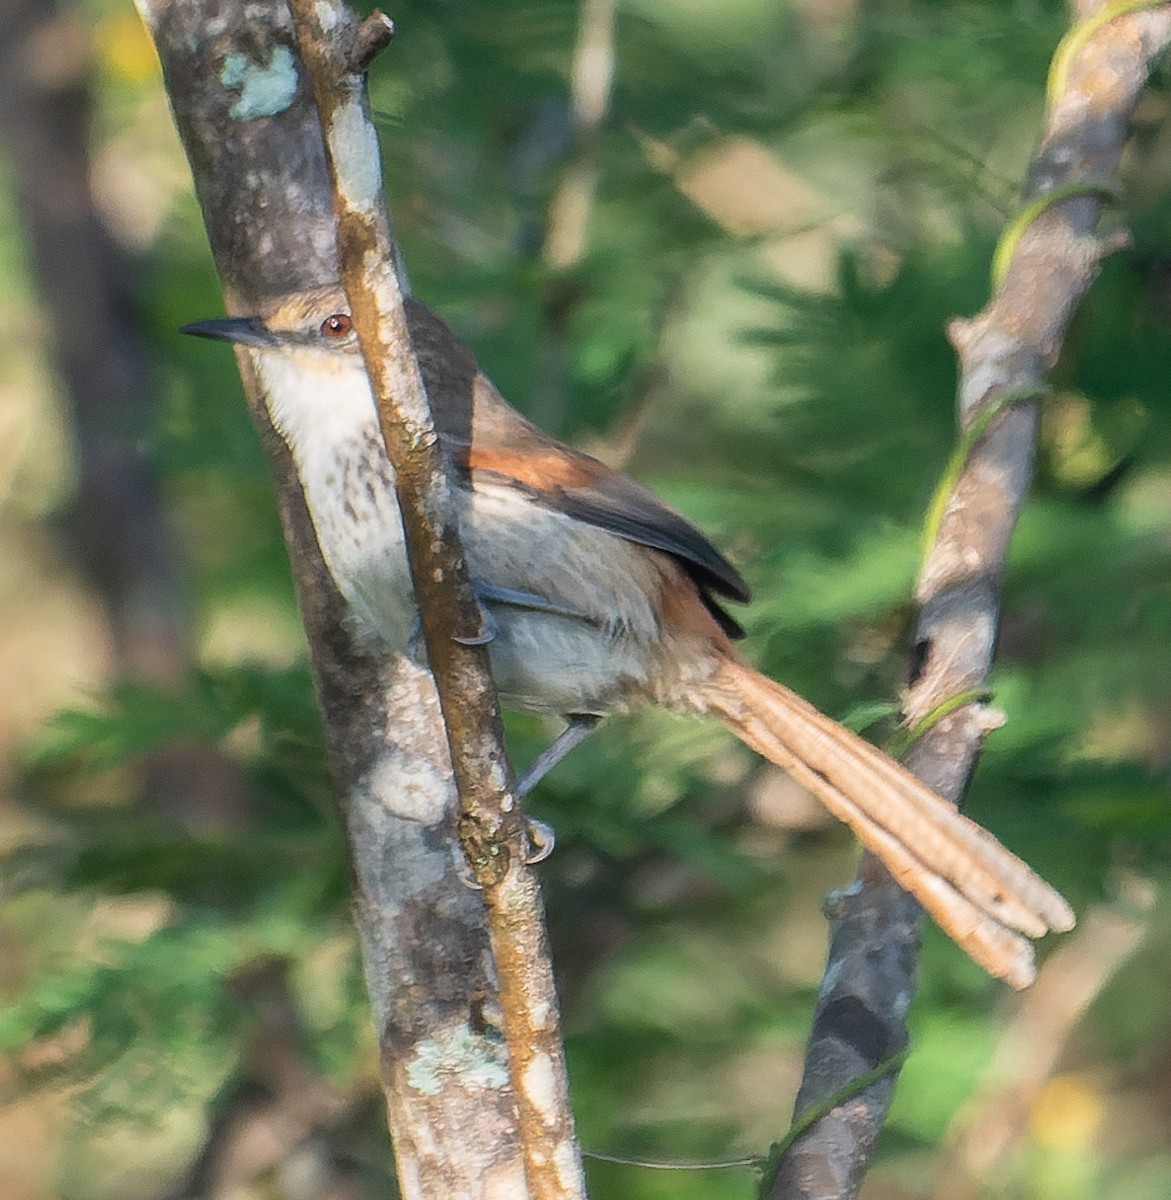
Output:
top-left (766, 6), bottom-right (1171, 1198)
top-left (542, 0), bottom-right (616, 272)
top-left (285, 4), bottom-right (584, 1198)
top-left (533, 0), bottom-right (617, 429)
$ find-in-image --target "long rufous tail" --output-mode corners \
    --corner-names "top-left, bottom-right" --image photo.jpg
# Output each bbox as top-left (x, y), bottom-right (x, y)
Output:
top-left (699, 655), bottom-right (1074, 988)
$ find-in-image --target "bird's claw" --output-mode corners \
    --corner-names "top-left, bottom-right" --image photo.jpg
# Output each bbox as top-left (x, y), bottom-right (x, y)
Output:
top-left (524, 817), bottom-right (556, 864)
top-left (452, 601), bottom-right (498, 646)
top-left (451, 840), bottom-right (483, 890)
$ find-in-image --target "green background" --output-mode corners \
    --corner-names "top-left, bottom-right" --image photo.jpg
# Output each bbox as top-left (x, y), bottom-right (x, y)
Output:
top-left (1, 1), bottom-right (1170, 1197)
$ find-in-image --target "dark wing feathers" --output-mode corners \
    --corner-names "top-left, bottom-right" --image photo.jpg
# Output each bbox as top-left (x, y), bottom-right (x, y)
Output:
top-left (408, 297), bottom-right (749, 637)
top-left (478, 455), bottom-right (750, 640)
top-left (465, 418), bottom-right (751, 639)
top-left (548, 470), bottom-right (749, 602)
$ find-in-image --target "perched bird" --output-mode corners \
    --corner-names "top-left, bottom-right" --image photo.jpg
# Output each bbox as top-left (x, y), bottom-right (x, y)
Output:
top-left (183, 285), bottom-right (1074, 987)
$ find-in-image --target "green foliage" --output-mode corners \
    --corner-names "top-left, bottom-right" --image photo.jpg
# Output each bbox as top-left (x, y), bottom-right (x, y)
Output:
top-left (2, 659), bottom-right (358, 1137)
top-left (4, 0), bottom-right (1171, 1197)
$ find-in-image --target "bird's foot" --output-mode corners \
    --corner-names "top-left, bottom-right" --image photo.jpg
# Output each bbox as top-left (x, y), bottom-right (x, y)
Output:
top-left (451, 816), bottom-right (557, 889)
top-left (524, 817), bottom-right (556, 864)
top-left (452, 600), bottom-right (498, 646)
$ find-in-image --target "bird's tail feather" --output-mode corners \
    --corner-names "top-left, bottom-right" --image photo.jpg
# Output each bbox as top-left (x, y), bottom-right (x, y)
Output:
top-left (700, 655), bottom-right (1074, 988)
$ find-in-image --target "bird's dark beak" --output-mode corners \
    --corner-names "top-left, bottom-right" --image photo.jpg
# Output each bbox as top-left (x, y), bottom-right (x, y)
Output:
top-left (180, 316), bottom-right (278, 347)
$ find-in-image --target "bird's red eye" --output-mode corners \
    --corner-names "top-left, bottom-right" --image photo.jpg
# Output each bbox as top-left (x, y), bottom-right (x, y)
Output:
top-left (320, 313), bottom-right (353, 338)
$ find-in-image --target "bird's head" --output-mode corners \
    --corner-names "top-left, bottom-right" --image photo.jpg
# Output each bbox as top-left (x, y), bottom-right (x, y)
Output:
top-left (182, 285), bottom-right (380, 449)
top-left (181, 285), bottom-right (363, 361)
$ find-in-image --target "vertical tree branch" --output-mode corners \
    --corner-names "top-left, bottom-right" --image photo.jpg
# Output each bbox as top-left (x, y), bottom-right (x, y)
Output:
top-left (135, 1), bottom-right (582, 1195)
top-left (766, 6), bottom-right (1171, 1198)
top-left (542, 0), bottom-right (616, 273)
top-left (284, 6), bottom-right (584, 1197)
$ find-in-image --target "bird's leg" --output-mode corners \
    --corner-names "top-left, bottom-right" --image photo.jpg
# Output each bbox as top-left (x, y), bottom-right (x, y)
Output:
top-left (515, 714), bottom-right (602, 797)
top-left (452, 715), bottom-right (601, 884)
top-left (515, 715), bottom-right (602, 865)
top-left (453, 581), bottom-right (590, 647)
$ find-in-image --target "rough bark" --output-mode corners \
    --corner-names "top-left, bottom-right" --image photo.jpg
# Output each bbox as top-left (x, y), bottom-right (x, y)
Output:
top-left (766, 6), bottom-right (1171, 1198)
top-left (135, 1), bottom-right (580, 1195)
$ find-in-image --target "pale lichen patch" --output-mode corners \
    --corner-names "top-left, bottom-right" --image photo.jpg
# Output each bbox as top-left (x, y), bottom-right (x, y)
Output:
top-left (221, 46), bottom-right (298, 120)
top-left (314, 0), bottom-right (339, 32)
top-left (406, 1024), bottom-right (509, 1096)
top-left (521, 1051), bottom-right (558, 1119)
top-left (327, 99), bottom-right (382, 210)
top-left (554, 1139), bottom-right (584, 1190)
top-left (365, 754), bottom-right (449, 824)
top-left (530, 999), bottom-right (551, 1030)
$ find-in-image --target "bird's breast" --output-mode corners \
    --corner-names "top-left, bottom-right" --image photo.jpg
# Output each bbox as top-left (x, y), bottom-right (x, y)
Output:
top-left (256, 351), bottom-right (420, 650)
top-left (300, 427), bottom-right (419, 652)
top-left (258, 343), bottom-right (722, 714)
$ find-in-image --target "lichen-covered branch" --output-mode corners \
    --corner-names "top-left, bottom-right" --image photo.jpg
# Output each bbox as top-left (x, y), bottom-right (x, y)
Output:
top-left (765, 6), bottom-right (1171, 1199)
top-left (135, 0), bottom-right (580, 1195)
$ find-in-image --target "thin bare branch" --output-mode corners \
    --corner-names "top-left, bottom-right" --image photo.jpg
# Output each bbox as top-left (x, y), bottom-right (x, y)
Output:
top-left (283, 3), bottom-right (585, 1196)
top-left (543, 0), bottom-right (616, 272)
top-left (533, 0), bottom-right (617, 429)
top-left (766, 6), bottom-right (1171, 1198)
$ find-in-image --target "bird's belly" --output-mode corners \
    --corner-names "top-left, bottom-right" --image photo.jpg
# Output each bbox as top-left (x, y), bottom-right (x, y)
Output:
top-left (465, 485), bottom-right (665, 713)
top-left (484, 609), bottom-right (652, 715)
top-left (298, 445), bottom-right (666, 714)
top-left (299, 437), bottom-right (418, 652)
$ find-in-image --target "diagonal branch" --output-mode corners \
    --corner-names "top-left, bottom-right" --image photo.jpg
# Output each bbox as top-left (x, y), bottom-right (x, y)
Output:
top-left (284, 6), bottom-right (584, 1197)
top-left (931, 878), bottom-right (1152, 1200)
top-left (765, 6), bottom-right (1171, 1198)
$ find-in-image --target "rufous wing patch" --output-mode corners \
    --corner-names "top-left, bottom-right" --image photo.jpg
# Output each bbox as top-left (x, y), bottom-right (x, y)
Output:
top-left (466, 445), bottom-right (606, 492)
